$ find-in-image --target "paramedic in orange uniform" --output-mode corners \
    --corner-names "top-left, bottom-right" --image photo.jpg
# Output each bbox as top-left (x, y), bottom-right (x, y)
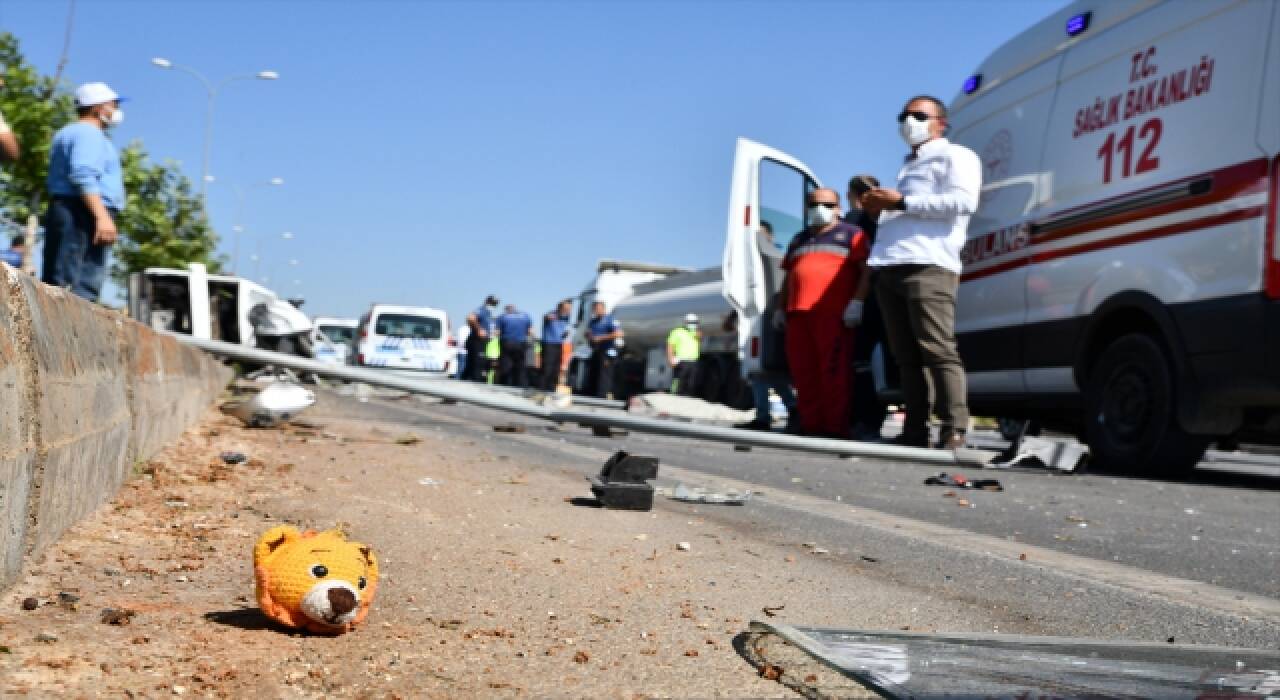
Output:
top-left (772, 188), bottom-right (871, 438)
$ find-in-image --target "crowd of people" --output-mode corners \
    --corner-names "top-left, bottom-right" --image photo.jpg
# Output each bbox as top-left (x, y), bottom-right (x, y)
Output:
top-left (743, 94), bottom-right (981, 447)
top-left (452, 94), bottom-right (981, 449)
top-left (456, 295), bottom-right (578, 391)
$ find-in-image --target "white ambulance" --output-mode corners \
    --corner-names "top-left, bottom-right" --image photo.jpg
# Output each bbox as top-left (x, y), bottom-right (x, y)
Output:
top-left (724, 0), bottom-right (1279, 473)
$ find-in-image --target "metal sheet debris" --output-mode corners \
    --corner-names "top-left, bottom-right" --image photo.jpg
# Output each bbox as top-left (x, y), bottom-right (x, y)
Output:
top-left (666, 483), bottom-right (753, 505)
top-left (749, 621), bottom-right (1280, 699)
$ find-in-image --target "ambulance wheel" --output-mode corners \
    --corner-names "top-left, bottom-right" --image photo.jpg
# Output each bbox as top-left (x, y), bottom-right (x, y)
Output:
top-left (1083, 333), bottom-right (1208, 475)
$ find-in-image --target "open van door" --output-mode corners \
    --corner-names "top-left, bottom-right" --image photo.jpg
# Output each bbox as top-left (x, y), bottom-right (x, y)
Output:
top-left (721, 138), bottom-right (820, 375)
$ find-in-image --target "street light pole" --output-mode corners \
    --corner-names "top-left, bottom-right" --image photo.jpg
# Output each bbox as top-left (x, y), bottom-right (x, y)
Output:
top-left (150, 57), bottom-right (279, 201)
top-left (230, 177), bottom-right (284, 275)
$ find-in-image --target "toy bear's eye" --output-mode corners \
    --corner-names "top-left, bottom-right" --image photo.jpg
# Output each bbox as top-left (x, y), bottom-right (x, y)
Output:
top-left (310, 564), bottom-right (329, 578)
top-left (358, 576), bottom-right (367, 590)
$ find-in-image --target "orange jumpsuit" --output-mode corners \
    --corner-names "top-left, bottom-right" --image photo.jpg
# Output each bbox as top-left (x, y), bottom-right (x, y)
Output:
top-left (782, 222), bottom-right (869, 438)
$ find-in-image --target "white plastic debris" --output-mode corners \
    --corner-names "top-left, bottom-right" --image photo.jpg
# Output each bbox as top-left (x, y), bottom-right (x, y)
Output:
top-left (418, 477), bottom-right (442, 487)
top-left (227, 383), bottom-right (315, 428)
top-left (668, 483), bottom-right (753, 505)
top-left (676, 542), bottom-right (691, 551)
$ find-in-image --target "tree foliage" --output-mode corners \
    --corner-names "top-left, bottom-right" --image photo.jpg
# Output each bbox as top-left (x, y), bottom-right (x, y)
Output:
top-left (0, 32), bottom-right (75, 225)
top-left (111, 144), bottom-right (222, 287)
top-left (0, 31), bottom-right (222, 286)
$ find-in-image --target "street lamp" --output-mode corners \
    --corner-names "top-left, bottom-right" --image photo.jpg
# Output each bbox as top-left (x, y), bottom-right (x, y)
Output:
top-left (150, 57), bottom-right (279, 200)
top-left (230, 177), bottom-right (284, 275)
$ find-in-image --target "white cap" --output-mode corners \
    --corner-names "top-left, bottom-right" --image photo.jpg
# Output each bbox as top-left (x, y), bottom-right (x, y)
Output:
top-left (74, 82), bottom-right (121, 108)
top-left (684, 313), bottom-right (699, 324)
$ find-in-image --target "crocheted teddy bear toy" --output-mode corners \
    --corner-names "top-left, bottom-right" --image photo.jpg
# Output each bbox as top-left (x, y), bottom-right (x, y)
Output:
top-left (253, 525), bottom-right (379, 635)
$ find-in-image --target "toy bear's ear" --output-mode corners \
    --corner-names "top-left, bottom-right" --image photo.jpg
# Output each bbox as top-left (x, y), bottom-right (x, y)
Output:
top-left (254, 525), bottom-right (301, 565)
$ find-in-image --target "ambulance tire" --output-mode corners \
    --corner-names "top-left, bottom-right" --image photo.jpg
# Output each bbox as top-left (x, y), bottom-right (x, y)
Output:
top-left (1084, 333), bottom-right (1209, 475)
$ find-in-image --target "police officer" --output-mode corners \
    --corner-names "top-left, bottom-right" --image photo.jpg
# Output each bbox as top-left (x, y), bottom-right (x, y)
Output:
top-left (666, 313), bottom-right (701, 396)
top-left (463, 295), bottom-right (499, 382)
top-left (539, 299), bottom-right (574, 390)
top-left (495, 303), bottom-right (533, 387)
top-left (585, 300), bottom-right (623, 399)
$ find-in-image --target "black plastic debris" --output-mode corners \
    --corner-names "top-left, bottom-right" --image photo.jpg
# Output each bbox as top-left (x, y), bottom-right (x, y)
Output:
top-left (924, 472), bottom-right (1003, 491)
top-left (588, 451), bottom-right (659, 511)
top-left (220, 451), bottom-right (248, 465)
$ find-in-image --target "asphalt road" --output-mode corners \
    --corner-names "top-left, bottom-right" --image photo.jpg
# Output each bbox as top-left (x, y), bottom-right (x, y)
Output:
top-left (330, 388), bottom-right (1280, 649)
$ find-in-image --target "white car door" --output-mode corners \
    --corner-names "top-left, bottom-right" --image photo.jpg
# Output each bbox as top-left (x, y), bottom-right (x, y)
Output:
top-left (722, 138), bottom-right (820, 374)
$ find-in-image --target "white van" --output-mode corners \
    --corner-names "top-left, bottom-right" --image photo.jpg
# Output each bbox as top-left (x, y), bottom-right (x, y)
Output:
top-left (723, 0), bottom-right (1279, 473)
top-left (313, 317), bottom-right (358, 365)
top-left (354, 304), bottom-right (454, 375)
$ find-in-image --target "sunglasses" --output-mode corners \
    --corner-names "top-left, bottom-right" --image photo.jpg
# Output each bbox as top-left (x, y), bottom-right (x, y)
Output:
top-left (897, 109), bottom-right (937, 123)
top-left (810, 202), bottom-right (838, 209)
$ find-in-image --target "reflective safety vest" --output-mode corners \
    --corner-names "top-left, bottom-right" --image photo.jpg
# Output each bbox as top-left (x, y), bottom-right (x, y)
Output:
top-left (667, 326), bottom-right (700, 362)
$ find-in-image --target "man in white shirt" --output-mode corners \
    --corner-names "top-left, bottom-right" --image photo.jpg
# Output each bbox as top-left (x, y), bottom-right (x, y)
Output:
top-left (863, 95), bottom-right (982, 449)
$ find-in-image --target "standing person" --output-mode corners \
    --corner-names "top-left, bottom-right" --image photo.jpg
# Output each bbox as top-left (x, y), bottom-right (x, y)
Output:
top-left (539, 299), bottom-right (574, 390)
top-left (845, 174), bottom-right (890, 441)
top-left (453, 323), bottom-right (470, 378)
top-left (42, 82), bottom-right (126, 301)
top-left (863, 95), bottom-right (982, 449)
top-left (666, 313), bottom-right (701, 395)
top-left (1, 237), bottom-right (24, 269)
top-left (771, 188), bottom-right (871, 438)
top-left (495, 303), bottom-right (533, 387)
top-left (463, 295), bottom-right (499, 382)
top-left (584, 300), bottom-right (623, 399)
top-left (0, 74), bottom-right (20, 162)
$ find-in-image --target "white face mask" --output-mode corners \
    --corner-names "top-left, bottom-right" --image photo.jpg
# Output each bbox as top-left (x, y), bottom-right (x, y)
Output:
top-left (99, 107), bottom-right (124, 128)
top-left (899, 115), bottom-right (931, 146)
top-left (808, 205), bottom-right (836, 226)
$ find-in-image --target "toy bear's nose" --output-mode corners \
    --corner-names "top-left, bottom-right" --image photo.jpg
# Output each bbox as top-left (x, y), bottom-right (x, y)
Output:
top-left (328, 587), bottom-right (357, 616)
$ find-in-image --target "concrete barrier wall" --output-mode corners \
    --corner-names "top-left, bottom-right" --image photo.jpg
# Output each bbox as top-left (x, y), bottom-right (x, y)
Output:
top-left (0, 265), bottom-right (231, 588)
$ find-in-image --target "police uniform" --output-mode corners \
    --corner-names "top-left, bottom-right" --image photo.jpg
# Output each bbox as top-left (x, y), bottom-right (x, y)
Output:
top-left (464, 304), bottom-right (494, 382)
top-left (540, 310), bottom-right (572, 391)
top-left (495, 309), bottom-right (533, 387)
top-left (586, 312), bottom-right (622, 399)
top-left (782, 221), bottom-right (869, 437)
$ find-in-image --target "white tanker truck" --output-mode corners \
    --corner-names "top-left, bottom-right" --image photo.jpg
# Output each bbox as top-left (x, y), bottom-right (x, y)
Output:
top-left (567, 260), bottom-right (754, 407)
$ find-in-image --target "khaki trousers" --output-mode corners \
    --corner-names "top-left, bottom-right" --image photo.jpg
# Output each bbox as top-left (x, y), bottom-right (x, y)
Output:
top-left (875, 264), bottom-right (970, 438)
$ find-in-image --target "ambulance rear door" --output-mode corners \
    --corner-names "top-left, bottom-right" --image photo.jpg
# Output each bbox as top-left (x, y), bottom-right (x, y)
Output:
top-left (722, 138), bottom-right (819, 375)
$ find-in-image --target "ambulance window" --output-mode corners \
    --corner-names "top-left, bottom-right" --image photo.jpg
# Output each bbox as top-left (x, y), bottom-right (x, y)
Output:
top-left (759, 159), bottom-right (813, 252)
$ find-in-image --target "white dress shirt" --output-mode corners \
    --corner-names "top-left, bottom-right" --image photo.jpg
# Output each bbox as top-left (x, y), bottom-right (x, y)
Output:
top-left (869, 137), bottom-right (983, 274)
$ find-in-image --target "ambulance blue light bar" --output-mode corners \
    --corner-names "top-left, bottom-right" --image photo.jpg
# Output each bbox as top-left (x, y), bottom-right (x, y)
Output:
top-left (962, 74), bottom-right (982, 94)
top-left (1066, 12), bottom-right (1091, 37)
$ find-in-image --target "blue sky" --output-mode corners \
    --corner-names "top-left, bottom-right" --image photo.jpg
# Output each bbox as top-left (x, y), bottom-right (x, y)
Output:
top-left (2, 0), bottom-right (1066, 327)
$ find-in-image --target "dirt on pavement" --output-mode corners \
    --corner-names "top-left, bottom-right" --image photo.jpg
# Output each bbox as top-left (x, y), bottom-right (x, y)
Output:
top-left (0, 394), bottom-right (1008, 697)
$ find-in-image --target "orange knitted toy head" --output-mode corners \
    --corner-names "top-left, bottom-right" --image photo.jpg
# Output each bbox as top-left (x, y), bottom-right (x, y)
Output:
top-left (253, 525), bottom-right (379, 635)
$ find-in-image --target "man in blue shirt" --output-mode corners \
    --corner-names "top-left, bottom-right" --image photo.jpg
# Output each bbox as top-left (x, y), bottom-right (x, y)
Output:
top-left (462, 295), bottom-right (499, 382)
top-left (495, 303), bottom-right (533, 387)
top-left (539, 299), bottom-right (573, 391)
top-left (0, 237), bottom-right (25, 269)
top-left (42, 82), bottom-right (126, 301)
top-left (585, 300), bottom-right (623, 399)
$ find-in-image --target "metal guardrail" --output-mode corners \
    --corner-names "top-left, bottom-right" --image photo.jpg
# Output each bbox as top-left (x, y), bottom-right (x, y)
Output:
top-left (173, 334), bottom-right (983, 467)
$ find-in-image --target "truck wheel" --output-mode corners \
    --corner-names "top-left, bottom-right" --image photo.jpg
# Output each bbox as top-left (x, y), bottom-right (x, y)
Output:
top-left (1083, 333), bottom-right (1208, 475)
